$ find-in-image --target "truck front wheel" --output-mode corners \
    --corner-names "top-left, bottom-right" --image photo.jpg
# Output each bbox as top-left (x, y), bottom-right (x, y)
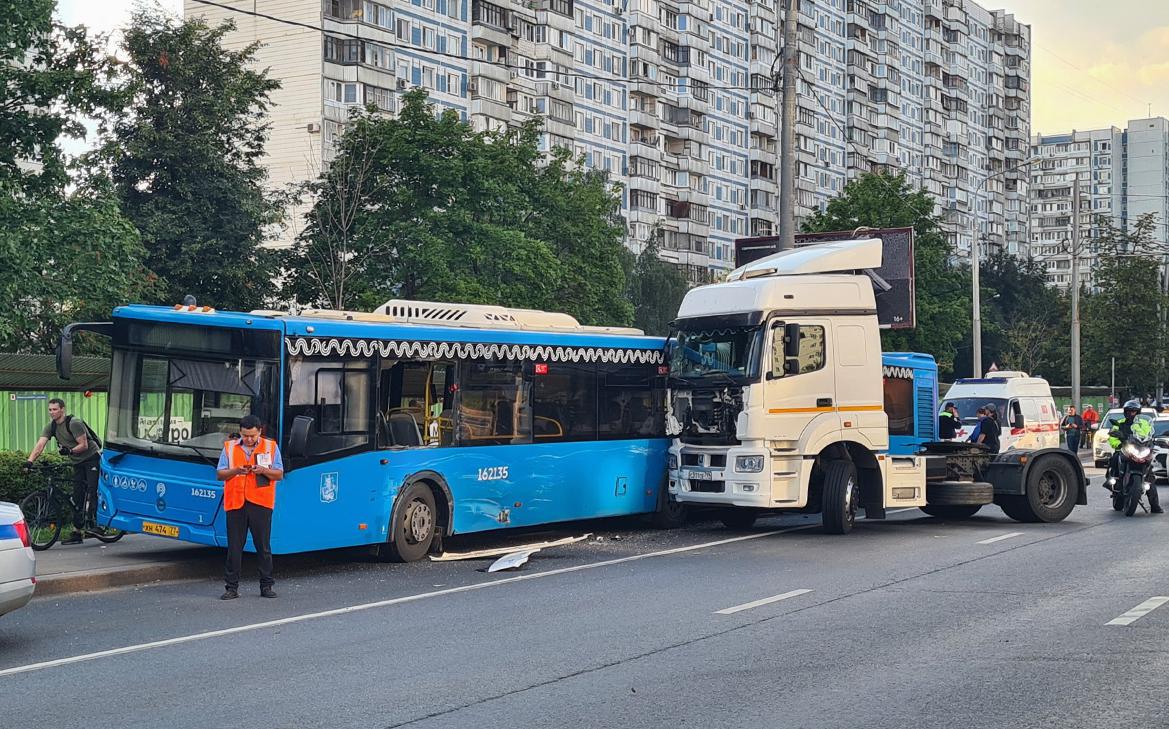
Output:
top-left (821, 460), bottom-right (858, 534)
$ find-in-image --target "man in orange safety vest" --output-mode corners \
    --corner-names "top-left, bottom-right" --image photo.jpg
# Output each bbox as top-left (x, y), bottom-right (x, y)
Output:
top-left (216, 414), bottom-right (284, 600)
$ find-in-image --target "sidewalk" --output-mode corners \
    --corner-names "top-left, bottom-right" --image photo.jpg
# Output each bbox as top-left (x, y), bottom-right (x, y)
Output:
top-left (33, 534), bottom-right (223, 598)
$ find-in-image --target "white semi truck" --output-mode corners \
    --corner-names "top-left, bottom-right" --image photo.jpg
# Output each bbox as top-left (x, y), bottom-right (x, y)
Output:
top-left (666, 238), bottom-right (1087, 532)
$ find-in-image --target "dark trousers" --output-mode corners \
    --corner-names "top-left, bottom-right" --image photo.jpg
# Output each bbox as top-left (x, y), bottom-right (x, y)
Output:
top-left (71, 456), bottom-right (100, 530)
top-left (1066, 432), bottom-right (1080, 453)
top-left (225, 501), bottom-right (274, 590)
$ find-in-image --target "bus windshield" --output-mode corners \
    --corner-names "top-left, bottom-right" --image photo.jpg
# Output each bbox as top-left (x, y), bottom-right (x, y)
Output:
top-left (106, 348), bottom-right (279, 459)
top-left (670, 326), bottom-right (761, 382)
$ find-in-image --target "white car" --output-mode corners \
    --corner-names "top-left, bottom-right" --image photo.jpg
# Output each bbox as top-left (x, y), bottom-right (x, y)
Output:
top-left (1093, 407), bottom-right (1159, 468)
top-left (0, 501), bottom-right (35, 617)
top-left (1152, 418), bottom-right (1169, 483)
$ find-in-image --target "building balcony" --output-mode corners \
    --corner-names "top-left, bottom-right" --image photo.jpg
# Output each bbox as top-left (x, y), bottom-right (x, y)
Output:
top-left (471, 61), bottom-right (511, 85)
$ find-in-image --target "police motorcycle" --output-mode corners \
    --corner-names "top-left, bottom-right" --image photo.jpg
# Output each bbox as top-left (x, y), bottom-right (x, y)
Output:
top-left (1106, 428), bottom-right (1156, 516)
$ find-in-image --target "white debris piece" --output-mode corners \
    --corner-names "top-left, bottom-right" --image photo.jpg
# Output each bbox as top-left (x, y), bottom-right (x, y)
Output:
top-left (429, 533), bottom-right (591, 561)
top-left (487, 549), bottom-right (539, 572)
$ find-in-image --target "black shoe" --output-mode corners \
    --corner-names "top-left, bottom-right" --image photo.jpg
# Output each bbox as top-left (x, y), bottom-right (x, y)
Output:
top-left (61, 534), bottom-right (83, 545)
top-left (260, 586), bottom-right (277, 599)
top-left (220, 588), bottom-right (239, 600)
top-left (1152, 506), bottom-right (1164, 514)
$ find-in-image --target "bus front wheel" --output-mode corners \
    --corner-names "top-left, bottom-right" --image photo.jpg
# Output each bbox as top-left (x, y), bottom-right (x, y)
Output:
top-left (384, 483), bottom-right (437, 563)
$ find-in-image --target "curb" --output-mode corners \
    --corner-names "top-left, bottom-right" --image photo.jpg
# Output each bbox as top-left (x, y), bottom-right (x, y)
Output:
top-left (33, 560), bottom-right (219, 598)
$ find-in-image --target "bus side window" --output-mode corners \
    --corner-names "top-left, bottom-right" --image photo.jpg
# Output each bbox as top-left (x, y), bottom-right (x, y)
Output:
top-left (531, 363), bottom-right (597, 442)
top-left (286, 357), bottom-right (372, 457)
top-left (597, 363), bottom-right (663, 439)
top-left (883, 376), bottom-right (914, 436)
top-left (456, 362), bottom-right (531, 446)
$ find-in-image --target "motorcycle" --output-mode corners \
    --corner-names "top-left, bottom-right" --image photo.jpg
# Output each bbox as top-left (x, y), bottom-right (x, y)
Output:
top-left (1106, 432), bottom-right (1156, 516)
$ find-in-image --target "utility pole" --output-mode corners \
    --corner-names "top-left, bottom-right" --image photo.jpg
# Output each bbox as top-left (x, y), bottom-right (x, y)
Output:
top-left (777, 0), bottom-right (799, 250)
top-left (1071, 171), bottom-right (1081, 411)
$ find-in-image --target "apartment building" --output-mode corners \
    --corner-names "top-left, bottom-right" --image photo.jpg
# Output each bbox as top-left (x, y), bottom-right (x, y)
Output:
top-left (186, 0), bottom-right (1030, 273)
top-left (1030, 118), bottom-right (1169, 290)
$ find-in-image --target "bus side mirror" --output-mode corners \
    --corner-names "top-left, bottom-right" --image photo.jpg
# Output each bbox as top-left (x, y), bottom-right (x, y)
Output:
top-left (288, 415), bottom-right (314, 458)
top-left (56, 330), bottom-right (73, 380)
top-left (783, 323), bottom-right (801, 359)
top-left (1011, 413), bottom-right (1024, 429)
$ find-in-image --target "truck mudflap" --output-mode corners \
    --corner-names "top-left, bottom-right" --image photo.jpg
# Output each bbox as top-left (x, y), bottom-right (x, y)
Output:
top-left (985, 448), bottom-right (1089, 506)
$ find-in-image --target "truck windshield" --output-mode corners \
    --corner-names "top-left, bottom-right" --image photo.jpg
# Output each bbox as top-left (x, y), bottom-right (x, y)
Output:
top-left (670, 326), bottom-right (761, 381)
top-left (106, 348), bottom-right (279, 459)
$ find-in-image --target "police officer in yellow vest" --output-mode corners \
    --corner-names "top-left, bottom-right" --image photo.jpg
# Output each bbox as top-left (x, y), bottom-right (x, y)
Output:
top-left (216, 415), bottom-right (284, 600)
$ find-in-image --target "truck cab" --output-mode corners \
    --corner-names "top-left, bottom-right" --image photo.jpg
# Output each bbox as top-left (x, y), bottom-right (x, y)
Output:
top-left (667, 238), bottom-right (1087, 532)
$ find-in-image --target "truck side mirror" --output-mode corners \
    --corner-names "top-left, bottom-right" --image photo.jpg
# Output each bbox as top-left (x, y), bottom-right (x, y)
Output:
top-left (287, 415), bottom-right (314, 458)
top-left (783, 322), bottom-right (801, 359)
top-left (1011, 413), bottom-right (1024, 429)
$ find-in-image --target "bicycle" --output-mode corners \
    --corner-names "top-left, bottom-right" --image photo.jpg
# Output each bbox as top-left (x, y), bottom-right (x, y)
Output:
top-left (18, 462), bottom-right (125, 551)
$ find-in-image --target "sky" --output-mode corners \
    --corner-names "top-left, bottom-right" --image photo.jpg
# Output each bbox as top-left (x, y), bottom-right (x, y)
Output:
top-left (56, 0), bottom-right (1169, 137)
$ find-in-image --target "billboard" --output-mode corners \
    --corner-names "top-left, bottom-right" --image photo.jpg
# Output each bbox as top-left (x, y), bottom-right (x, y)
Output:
top-left (732, 227), bottom-right (916, 330)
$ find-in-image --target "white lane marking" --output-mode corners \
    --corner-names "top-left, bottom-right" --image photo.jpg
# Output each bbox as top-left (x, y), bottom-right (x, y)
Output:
top-left (1107, 597), bottom-right (1169, 626)
top-left (976, 532), bottom-right (1025, 545)
top-left (715, 588), bottom-right (813, 615)
top-left (0, 524), bottom-right (817, 679)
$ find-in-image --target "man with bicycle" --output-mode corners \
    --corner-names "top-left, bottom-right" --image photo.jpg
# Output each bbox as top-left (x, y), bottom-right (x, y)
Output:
top-left (23, 398), bottom-right (102, 545)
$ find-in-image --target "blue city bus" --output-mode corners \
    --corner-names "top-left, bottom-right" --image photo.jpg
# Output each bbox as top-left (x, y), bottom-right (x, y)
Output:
top-left (882, 351), bottom-right (938, 455)
top-left (65, 300), bottom-right (680, 561)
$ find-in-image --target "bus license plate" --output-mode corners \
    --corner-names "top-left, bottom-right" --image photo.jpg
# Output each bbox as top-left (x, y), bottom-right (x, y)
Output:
top-left (142, 522), bottom-right (180, 538)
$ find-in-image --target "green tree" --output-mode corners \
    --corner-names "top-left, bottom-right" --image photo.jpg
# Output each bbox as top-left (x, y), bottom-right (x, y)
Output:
top-left (1081, 214), bottom-right (1168, 395)
top-left (93, 9), bottom-right (281, 311)
top-left (0, 0), bottom-right (120, 194)
top-left (285, 90), bottom-right (632, 325)
top-left (0, 185), bottom-right (154, 354)
top-left (0, 1), bottom-right (148, 353)
top-left (803, 171), bottom-right (970, 377)
top-left (978, 251), bottom-right (1070, 383)
top-left (626, 228), bottom-right (689, 336)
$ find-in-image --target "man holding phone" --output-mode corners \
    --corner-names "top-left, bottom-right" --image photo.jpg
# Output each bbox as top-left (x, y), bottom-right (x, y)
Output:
top-left (216, 414), bottom-right (284, 600)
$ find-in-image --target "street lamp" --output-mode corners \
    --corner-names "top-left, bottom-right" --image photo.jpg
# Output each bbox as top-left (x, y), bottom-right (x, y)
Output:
top-left (971, 154), bottom-right (1042, 378)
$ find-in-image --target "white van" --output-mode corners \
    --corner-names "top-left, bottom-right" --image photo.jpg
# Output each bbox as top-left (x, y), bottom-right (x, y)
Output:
top-left (941, 372), bottom-right (1060, 451)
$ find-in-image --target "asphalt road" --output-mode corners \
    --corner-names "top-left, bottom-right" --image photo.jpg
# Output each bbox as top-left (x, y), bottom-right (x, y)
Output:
top-left (3, 468), bottom-right (1168, 729)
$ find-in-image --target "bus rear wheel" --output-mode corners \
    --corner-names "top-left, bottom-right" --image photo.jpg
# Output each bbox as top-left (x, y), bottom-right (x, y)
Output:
top-left (384, 483), bottom-right (437, 563)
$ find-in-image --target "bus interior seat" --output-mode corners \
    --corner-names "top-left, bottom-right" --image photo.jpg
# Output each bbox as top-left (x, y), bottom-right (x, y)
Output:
top-left (388, 412), bottom-right (423, 447)
top-left (494, 399), bottom-right (514, 437)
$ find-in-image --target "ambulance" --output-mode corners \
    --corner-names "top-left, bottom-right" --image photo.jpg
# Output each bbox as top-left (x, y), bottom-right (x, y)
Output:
top-left (941, 372), bottom-right (1060, 451)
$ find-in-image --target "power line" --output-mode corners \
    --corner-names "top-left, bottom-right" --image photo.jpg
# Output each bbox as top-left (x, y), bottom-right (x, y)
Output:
top-left (795, 67), bottom-right (944, 226)
top-left (1034, 42), bottom-right (1152, 110)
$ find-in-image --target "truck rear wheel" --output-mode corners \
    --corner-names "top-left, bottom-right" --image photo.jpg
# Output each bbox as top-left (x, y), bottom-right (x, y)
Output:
top-left (1022, 456), bottom-right (1078, 523)
top-left (920, 504), bottom-right (982, 519)
top-left (999, 456), bottom-right (1078, 523)
top-left (821, 460), bottom-right (857, 534)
